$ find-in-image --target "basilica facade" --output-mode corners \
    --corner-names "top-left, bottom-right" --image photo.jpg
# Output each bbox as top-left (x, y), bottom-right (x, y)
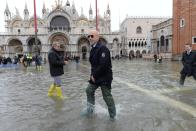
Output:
top-left (0, 0), bottom-right (120, 59)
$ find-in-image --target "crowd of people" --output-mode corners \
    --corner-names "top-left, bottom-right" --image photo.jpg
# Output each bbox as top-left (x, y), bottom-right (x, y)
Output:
top-left (0, 56), bottom-right (15, 65)
top-left (0, 55), bottom-right (24, 66)
top-left (0, 54), bottom-right (44, 70)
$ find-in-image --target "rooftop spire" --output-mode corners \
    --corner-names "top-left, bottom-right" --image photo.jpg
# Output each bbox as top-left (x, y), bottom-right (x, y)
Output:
top-left (72, 0), bottom-right (76, 14)
top-left (5, 2), bottom-right (10, 12)
top-left (81, 7), bottom-right (84, 16)
top-left (25, 2), bottom-right (28, 10)
top-left (72, 0), bottom-right (75, 8)
top-left (107, 3), bottom-right (110, 15)
top-left (4, 1), bottom-right (11, 20)
top-left (42, 2), bottom-right (46, 14)
top-left (15, 7), bottom-right (20, 16)
top-left (89, 4), bottom-right (92, 14)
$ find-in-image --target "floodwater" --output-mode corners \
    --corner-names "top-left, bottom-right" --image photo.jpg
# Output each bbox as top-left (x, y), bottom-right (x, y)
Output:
top-left (0, 59), bottom-right (195, 131)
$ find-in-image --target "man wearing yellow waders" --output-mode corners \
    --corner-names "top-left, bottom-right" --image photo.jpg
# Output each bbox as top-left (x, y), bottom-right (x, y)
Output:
top-left (47, 41), bottom-right (68, 99)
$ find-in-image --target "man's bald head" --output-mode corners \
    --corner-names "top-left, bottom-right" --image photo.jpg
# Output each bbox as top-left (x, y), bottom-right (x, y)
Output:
top-left (88, 30), bottom-right (100, 45)
top-left (89, 30), bottom-right (99, 37)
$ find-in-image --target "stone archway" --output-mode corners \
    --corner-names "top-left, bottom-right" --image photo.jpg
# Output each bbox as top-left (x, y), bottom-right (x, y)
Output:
top-left (129, 50), bottom-right (134, 58)
top-left (82, 46), bottom-right (87, 59)
top-left (120, 50), bottom-right (123, 55)
top-left (50, 33), bottom-right (69, 44)
top-left (136, 50), bottom-right (141, 58)
top-left (49, 33), bottom-right (69, 55)
top-left (50, 16), bottom-right (70, 32)
top-left (78, 37), bottom-right (90, 59)
top-left (142, 50), bottom-right (147, 54)
top-left (8, 39), bottom-right (23, 54)
top-left (27, 37), bottom-right (41, 54)
top-left (113, 38), bottom-right (118, 43)
top-left (99, 37), bottom-right (107, 45)
top-left (112, 38), bottom-right (119, 57)
top-left (160, 35), bottom-right (165, 53)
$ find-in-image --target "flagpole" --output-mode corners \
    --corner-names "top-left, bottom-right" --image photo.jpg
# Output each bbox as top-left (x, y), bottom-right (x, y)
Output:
top-left (33, 0), bottom-right (39, 54)
top-left (95, 0), bottom-right (98, 31)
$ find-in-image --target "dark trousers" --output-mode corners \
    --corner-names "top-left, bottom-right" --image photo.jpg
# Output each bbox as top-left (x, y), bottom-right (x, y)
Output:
top-left (86, 83), bottom-right (116, 118)
top-left (180, 72), bottom-right (196, 86)
top-left (180, 74), bottom-right (186, 86)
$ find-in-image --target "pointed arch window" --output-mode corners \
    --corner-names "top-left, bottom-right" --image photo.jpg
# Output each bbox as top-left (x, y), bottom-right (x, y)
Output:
top-left (135, 42), bottom-right (137, 47)
top-left (129, 42), bottom-right (131, 47)
top-left (138, 42), bottom-right (141, 47)
top-left (141, 42), bottom-right (144, 47)
top-left (180, 18), bottom-right (185, 28)
top-left (136, 26), bottom-right (142, 34)
top-left (132, 42), bottom-right (134, 47)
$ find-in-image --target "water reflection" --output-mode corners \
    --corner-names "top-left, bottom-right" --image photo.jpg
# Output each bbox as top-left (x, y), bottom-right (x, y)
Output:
top-left (0, 60), bottom-right (195, 131)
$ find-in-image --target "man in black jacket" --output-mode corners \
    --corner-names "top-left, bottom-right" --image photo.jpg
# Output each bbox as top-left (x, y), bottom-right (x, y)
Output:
top-left (47, 41), bottom-right (68, 99)
top-left (180, 43), bottom-right (196, 86)
top-left (84, 30), bottom-right (116, 120)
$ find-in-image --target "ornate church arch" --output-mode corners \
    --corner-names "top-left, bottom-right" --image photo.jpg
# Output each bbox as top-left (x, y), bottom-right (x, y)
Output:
top-left (48, 9), bottom-right (71, 22)
top-left (50, 15), bottom-right (70, 32)
top-left (8, 39), bottom-right (23, 54)
top-left (27, 37), bottom-right (42, 53)
top-left (10, 16), bottom-right (22, 28)
top-left (49, 32), bottom-right (69, 52)
top-left (47, 8), bottom-right (71, 32)
top-left (29, 17), bottom-right (44, 27)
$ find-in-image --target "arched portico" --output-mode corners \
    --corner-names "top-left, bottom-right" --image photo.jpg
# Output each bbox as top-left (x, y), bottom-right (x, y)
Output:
top-left (136, 50), bottom-right (141, 58)
top-left (160, 35), bottom-right (165, 53)
top-left (99, 37), bottom-right (107, 45)
top-left (8, 39), bottom-right (23, 55)
top-left (27, 37), bottom-right (41, 54)
top-left (50, 15), bottom-right (71, 32)
top-left (77, 37), bottom-right (90, 59)
top-left (49, 32), bottom-right (69, 54)
top-left (142, 50), bottom-right (147, 54)
top-left (129, 50), bottom-right (134, 58)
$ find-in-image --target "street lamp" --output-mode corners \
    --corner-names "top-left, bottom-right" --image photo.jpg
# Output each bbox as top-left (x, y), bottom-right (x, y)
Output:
top-left (33, 0), bottom-right (39, 55)
top-left (95, 0), bottom-right (98, 31)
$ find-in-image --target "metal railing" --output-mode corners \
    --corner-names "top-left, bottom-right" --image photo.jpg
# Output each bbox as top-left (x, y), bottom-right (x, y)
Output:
top-left (49, 26), bottom-right (71, 32)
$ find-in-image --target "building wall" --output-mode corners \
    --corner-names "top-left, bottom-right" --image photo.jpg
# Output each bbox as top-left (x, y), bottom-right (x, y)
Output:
top-left (151, 18), bottom-right (173, 58)
top-left (173, 0), bottom-right (196, 58)
top-left (120, 17), bottom-right (168, 56)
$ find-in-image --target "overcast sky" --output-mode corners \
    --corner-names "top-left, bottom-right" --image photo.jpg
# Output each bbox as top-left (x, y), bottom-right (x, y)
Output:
top-left (0, 0), bottom-right (172, 32)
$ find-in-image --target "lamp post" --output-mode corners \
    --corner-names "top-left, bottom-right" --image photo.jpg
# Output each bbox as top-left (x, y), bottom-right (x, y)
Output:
top-left (33, 0), bottom-right (39, 55)
top-left (95, 0), bottom-right (98, 31)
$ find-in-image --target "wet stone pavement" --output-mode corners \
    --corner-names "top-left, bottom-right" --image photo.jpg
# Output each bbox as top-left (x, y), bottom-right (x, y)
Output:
top-left (0, 59), bottom-right (195, 131)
